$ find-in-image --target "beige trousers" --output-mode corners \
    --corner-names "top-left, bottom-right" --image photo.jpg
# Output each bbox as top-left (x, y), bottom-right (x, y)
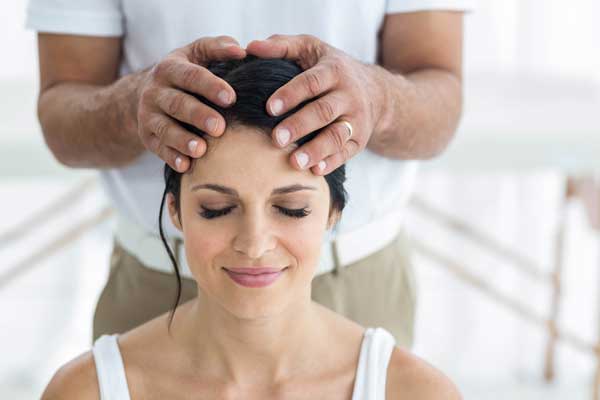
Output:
top-left (93, 231), bottom-right (417, 348)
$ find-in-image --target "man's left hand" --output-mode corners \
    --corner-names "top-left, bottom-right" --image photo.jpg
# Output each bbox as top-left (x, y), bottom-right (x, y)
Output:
top-left (246, 34), bottom-right (385, 175)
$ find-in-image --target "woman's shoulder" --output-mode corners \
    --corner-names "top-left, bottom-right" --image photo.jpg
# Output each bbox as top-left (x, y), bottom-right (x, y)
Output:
top-left (41, 350), bottom-right (100, 400)
top-left (385, 346), bottom-right (462, 400)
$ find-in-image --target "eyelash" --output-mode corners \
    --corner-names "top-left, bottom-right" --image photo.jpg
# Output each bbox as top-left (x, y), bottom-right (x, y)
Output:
top-left (199, 206), bottom-right (311, 220)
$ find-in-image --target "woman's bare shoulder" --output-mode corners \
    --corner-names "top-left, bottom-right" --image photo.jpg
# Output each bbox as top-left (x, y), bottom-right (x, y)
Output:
top-left (385, 347), bottom-right (462, 400)
top-left (41, 350), bottom-right (100, 400)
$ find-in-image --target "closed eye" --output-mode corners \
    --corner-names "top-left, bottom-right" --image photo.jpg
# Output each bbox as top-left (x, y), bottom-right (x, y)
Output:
top-left (199, 205), bottom-right (235, 219)
top-left (199, 206), bottom-right (311, 219)
top-left (274, 206), bottom-right (311, 218)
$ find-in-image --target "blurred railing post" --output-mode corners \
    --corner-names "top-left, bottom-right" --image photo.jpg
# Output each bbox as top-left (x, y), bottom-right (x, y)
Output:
top-left (543, 180), bottom-right (569, 382)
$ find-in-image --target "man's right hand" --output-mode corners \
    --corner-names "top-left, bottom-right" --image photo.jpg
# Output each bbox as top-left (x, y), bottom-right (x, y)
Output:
top-left (136, 36), bottom-right (246, 172)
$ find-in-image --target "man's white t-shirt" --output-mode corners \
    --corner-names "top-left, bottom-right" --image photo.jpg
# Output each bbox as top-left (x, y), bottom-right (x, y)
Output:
top-left (26, 0), bottom-right (470, 251)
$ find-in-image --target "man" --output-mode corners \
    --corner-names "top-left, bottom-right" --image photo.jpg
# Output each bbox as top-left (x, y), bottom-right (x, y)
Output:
top-left (27, 0), bottom-right (469, 347)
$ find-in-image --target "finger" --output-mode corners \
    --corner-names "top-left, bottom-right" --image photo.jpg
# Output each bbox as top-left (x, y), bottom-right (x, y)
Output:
top-left (145, 114), bottom-right (208, 161)
top-left (309, 138), bottom-right (360, 176)
top-left (289, 119), bottom-right (356, 171)
top-left (266, 64), bottom-right (338, 117)
top-left (246, 34), bottom-right (325, 66)
top-left (163, 61), bottom-right (236, 107)
top-left (148, 133), bottom-right (191, 172)
top-left (272, 94), bottom-right (345, 148)
top-left (186, 35), bottom-right (247, 64)
top-left (154, 87), bottom-right (225, 137)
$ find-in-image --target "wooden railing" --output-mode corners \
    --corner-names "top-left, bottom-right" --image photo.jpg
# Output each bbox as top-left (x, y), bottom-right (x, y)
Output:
top-left (409, 180), bottom-right (599, 399)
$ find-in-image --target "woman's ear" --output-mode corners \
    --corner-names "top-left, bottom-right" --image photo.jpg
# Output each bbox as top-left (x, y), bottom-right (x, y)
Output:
top-left (167, 192), bottom-right (183, 231)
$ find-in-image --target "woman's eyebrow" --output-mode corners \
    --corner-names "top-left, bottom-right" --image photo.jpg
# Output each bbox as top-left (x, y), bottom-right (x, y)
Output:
top-left (190, 183), bottom-right (317, 196)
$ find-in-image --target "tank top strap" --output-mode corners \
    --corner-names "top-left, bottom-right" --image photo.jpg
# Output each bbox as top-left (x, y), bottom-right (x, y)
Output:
top-left (92, 334), bottom-right (131, 400)
top-left (351, 327), bottom-right (397, 400)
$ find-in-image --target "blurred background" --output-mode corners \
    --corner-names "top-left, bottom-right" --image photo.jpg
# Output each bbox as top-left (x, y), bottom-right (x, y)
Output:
top-left (1, 1), bottom-right (599, 399)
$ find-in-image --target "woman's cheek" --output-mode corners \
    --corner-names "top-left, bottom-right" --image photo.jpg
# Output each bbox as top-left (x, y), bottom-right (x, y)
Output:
top-left (183, 220), bottom-right (228, 275)
top-left (281, 219), bottom-right (327, 270)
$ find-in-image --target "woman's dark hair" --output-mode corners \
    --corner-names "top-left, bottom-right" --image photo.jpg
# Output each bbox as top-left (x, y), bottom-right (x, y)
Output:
top-left (158, 55), bottom-right (348, 327)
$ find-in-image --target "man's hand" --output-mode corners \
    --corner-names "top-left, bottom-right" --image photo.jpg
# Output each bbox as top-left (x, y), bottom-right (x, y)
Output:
top-left (246, 35), bottom-right (385, 175)
top-left (137, 36), bottom-right (246, 172)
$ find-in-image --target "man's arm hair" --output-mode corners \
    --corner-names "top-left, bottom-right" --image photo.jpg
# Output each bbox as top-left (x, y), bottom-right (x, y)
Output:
top-left (37, 33), bottom-right (146, 168)
top-left (367, 11), bottom-right (464, 160)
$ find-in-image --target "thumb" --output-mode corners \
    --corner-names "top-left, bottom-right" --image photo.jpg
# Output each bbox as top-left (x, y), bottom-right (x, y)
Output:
top-left (246, 34), bottom-right (325, 69)
top-left (187, 36), bottom-right (246, 64)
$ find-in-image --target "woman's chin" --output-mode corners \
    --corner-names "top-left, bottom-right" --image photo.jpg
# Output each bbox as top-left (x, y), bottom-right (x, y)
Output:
top-left (223, 297), bottom-right (291, 321)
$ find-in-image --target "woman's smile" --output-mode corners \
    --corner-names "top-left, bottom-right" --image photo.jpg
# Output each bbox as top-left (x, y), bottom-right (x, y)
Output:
top-left (222, 266), bottom-right (290, 288)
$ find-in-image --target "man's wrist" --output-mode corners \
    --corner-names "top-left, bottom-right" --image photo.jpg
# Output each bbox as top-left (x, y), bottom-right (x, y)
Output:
top-left (365, 64), bottom-right (407, 152)
top-left (366, 66), bottom-right (463, 160)
top-left (90, 70), bottom-right (149, 161)
top-left (110, 68), bottom-right (149, 146)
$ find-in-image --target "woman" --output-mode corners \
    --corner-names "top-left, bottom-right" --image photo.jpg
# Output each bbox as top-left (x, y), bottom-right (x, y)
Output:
top-left (42, 56), bottom-right (461, 399)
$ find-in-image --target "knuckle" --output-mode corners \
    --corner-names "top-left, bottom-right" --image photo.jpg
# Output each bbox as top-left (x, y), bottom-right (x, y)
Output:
top-left (303, 35), bottom-right (324, 59)
top-left (315, 98), bottom-right (336, 122)
top-left (154, 118), bottom-right (170, 140)
top-left (330, 60), bottom-right (344, 79)
top-left (140, 86), bottom-right (160, 107)
top-left (181, 66), bottom-right (202, 89)
top-left (166, 93), bottom-right (186, 117)
top-left (152, 60), bottom-right (171, 79)
top-left (330, 126), bottom-right (347, 150)
top-left (302, 34), bottom-right (318, 44)
top-left (196, 36), bottom-right (211, 45)
top-left (189, 36), bottom-right (212, 61)
top-left (191, 39), bottom-right (208, 60)
top-left (303, 71), bottom-right (322, 97)
top-left (147, 85), bottom-right (162, 98)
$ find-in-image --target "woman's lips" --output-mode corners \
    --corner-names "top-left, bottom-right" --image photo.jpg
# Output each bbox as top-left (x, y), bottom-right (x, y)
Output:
top-left (223, 267), bottom-right (287, 288)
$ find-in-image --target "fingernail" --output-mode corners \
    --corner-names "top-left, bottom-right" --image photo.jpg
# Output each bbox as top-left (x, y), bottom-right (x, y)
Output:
top-left (270, 98), bottom-right (284, 116)
top-left (318, 160), bottom-right (326, 172)
top-left (175, 156), bottom-right (182, 170)
top-left (218, 90), bottom-right (232, 105)
top-left (276, 128), bottom-right (290, 146)
top-left (188, 140), bottom-right (198, 154)
top-left (295, 152), bottom-right (309, 169)
top-left (205, 117), bottom-right (218, 133)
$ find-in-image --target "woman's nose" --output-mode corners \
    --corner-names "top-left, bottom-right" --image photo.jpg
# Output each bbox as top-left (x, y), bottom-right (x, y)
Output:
top-left (232, 214), bottom-right (277, 259)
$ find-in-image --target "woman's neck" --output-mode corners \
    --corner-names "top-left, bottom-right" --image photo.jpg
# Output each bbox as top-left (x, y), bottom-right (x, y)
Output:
top-left (173, 292), bottom-right (326, 386)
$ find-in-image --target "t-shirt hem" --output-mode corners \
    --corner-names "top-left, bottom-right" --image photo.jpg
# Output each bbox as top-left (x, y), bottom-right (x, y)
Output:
top-left (25, 6), bottom-right (124, 36)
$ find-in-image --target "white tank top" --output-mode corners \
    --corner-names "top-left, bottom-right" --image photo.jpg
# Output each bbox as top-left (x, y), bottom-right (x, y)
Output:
top-left (92, 327), bottom-right (396, 399)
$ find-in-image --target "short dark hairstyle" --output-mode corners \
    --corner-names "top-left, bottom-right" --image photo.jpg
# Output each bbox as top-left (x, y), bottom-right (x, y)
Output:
top-left (158, 55), bottom-right (348, 326)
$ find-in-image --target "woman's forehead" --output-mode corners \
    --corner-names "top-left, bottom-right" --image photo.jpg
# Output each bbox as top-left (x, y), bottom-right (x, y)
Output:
top-left (184, 127), bottom-right (325, 194)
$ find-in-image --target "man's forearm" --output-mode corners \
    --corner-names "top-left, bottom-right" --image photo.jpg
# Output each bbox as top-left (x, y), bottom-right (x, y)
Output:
top-left (38, 69), bottom-right (148, 169)
top-left (367, 65), bottom-right (463, 160)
